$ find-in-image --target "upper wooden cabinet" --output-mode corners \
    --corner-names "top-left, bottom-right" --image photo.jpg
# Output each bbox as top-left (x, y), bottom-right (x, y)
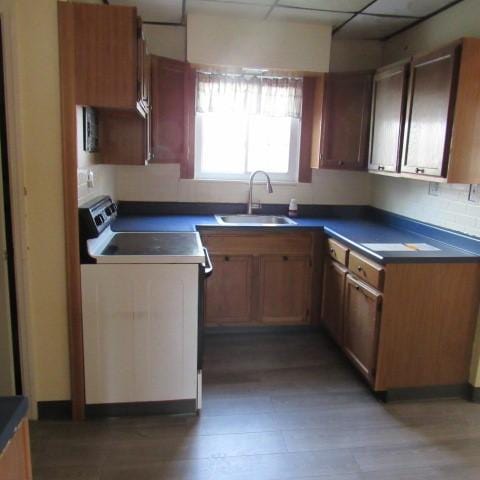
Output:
top-left (311, 72), bottom-right (373, 171)
top-left (151, 56), bottom-right (187, 163)
top-left (401, 43), bottom-right (460, 178)
top-left (72, 3), bottom-right (148, 115)
top-left (368, 61), bottom-right (409, 174)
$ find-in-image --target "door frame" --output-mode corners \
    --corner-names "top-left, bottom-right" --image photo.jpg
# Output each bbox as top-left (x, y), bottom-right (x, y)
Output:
top-left (0, 7), bottom-right (37, 417)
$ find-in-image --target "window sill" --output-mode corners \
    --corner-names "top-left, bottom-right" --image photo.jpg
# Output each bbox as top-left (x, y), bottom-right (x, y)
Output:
top-left (191, 178), bottom-right (300, 186)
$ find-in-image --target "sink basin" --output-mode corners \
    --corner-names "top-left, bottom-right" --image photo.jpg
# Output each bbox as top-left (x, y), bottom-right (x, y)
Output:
top-left (215, 214), bottom-right (297, 226)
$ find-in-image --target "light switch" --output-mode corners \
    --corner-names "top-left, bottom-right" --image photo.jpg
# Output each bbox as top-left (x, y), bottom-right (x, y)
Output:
top-left (87, 169), bottom-right (95, 189)
top-left (428, 182), bottom-right (440, 196)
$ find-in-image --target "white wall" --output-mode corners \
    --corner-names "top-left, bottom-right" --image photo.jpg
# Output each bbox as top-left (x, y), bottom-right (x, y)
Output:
top-left (330, 39), bottom-right (383, 72)
top-left (143, 24), bottom-right (186, 61)
top-left (372, 0), bottom-right (480, 238)
top-left (187, 13), bottom-right (331, 72)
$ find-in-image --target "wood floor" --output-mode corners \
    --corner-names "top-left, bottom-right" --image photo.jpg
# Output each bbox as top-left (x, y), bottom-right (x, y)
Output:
top-left (31, 331), bottom-right (480, 479)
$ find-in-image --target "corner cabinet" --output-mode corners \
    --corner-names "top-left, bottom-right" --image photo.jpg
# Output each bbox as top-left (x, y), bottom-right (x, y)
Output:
top-left (321, 237), bottom-right (480, 395)
top-left (311, 72), bottom-right (373, 171)
top-left (368, 61), bottom-right (409, 174)
top-left (201, 231), bottom-right (316, 327)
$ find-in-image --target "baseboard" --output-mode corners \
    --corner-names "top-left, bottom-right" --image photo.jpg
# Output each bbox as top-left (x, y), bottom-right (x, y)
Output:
top-left (85, 399), bottom-right (197, 418)
top-left (377, 384), bottom-right (471, 402)
top-left (205, 325), bottom-right (322, 335)
top-left (37, 400), bottom-right (72, 420)
top-left (469, 384), bottom-right (480, 403)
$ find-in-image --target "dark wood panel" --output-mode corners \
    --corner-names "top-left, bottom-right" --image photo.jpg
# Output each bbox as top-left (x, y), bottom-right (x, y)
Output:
top-left (401, 42), bottom-right (461, 177)
top-left (319, 72), bottom-right (373, 170)
top-left (151, 56), bottom-right (186, 163)
top-left (369, 61), bottom-right (409, 174)
top-left (298, 76), bottom-right (314, 183)
top-left (182, 64), bottom-right (196, 179)
top-left (73, 3), bottom-right (138, 109)
top-left (98, 109), bottom-right (146, 165)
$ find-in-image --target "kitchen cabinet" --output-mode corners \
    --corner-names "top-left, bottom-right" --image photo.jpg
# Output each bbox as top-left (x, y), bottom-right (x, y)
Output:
top-left (321, 258), bottom-right (347, 345)
top-left (258, 255), bottom-right (311, 324)
top-left (369, 61), bottom-right (409, 174)
top-left (311, 72), bottom-right (373, 171)
top-left (201, 231), bottom-right (317, 326)
top-left (401, 43), bottom-right (460, 178)
top-left (151, 56), bottom-right (187, 163)
top-left (0, 419), bottom-right (32, 480)
top-left (321, 237), bottom-right (480, 395)
top-left (81, 264), bottom-right (198, 405)
top-left (343, 274), bottom-right (382, 385)
top-left (205, 255), bottom-right (253, 325)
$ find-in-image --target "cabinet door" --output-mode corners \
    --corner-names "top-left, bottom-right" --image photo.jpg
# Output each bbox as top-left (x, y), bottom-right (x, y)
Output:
top-left (81, 264), bottom-right (198, 404)
top-left (401, 43), bottom-right (461, 177)
top-left (343, 274), bottom-right (382, 384)
top-left (369, 62), bottom-right (409, 173)
top-left (258, 255), bottom-right (311, 325)
top-left (319, 72), bottom-right (373, 170)
top-left (205, 255), bottom-right (253, 325)
top-left (73, 3), bottom-right (138, 109)
top-left (321, 259), bottom-right (348, 345)
top-left (151, 56), bottom-right (187, 163)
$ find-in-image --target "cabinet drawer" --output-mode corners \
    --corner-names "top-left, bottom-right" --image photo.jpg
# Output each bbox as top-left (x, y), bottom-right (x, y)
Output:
top-left (349, 251), bottom-right (384, 291)
top-left (326, 238), bottom-right (349, 266)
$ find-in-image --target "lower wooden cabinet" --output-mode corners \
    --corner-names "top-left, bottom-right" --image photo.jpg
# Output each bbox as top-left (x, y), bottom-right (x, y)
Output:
top-left (258, 255), bottom-right (311, 324)
top-left (0, 419), bottom-right (32, 480)
top-left (202, 231), bottom-right (316, 327)
top-left (205, 255), bottom-right (253, 325)
top-left (343, 274), bottom-right (382, 385)
top-left (321, 258), bottom-right (347, 344)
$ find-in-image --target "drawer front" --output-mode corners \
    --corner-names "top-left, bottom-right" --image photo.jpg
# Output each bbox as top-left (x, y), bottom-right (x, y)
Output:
top-left (326, 238), bottom-right (349, 266)
top-left (202, 232), bottom-right (312, 256)
top-left (349, 251), bottom-right (384, 291)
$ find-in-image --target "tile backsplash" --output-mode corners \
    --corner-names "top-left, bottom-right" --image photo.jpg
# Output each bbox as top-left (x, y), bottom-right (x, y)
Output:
top-left (77, 164), bottom-right (116, 206)
top-left (115, 164), bottom-right (372, 206)
top-left (372, 175), bottom-right (480, 238)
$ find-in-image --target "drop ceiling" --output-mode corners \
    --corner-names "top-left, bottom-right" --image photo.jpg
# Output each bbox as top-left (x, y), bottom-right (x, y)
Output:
top-left (109, 0), bottom-right (463, 40)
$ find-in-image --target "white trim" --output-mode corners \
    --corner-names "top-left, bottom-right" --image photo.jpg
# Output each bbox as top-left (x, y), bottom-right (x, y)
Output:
top-left (0, 7), bottom-right (37, 419)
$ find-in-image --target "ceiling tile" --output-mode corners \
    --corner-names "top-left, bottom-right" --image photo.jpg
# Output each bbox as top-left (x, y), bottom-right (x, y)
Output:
top-left (364, 0), bottom-right (455, 18)
top-left (335, 13), bottom-right (415, 40)
top-left (277, 0), bottom-right (373, 13)
top-left (110, 0), bottom-right (183, 23)
top-left (187, 0), bottom-right (270, 19)
top-left (270, 7), bottom-right (352, 26)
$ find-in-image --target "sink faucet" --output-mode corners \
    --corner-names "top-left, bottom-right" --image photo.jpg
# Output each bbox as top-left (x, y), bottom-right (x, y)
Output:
top-left (247, 170), bottom-right (274, 214)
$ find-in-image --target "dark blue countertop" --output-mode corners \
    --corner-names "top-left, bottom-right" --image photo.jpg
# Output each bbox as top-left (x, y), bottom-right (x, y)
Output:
top-left (0, 396), bottom-right (28, 453)
top-left (112, 214), bottom-right (480, 264)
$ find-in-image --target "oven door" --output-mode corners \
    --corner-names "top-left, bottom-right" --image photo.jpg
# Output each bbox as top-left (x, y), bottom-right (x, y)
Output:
top-left (198, 248), bottom-right (213, 370)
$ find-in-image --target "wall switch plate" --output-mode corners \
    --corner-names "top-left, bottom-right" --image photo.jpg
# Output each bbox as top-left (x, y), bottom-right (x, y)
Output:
top-left (428, 182), bottom-right (440, 196)
top-left (468, 184), bottom-right (480, 203)
top-left (87, 169), bottom-right (95, 189)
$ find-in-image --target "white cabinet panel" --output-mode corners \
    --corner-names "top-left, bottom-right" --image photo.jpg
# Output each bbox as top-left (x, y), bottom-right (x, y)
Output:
top-left (81, 264), bottom-right (198, 404)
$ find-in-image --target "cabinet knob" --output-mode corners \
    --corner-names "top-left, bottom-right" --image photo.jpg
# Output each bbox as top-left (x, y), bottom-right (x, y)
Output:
top-left (378, 165), bottom-right (385, 171)
top-left (415, 167), bottom-right (425, 174)
top-left (330, 248), bottom-right (336, 256)
top-left (357, 266), bottom-right (363, 272)
top-left (225, 256), bottom-right (230, 261)
top-left (283, 256), bottom-right (288, 261)
top-left (355, 285), bottom-right (360, 290)
top-left (338, 161), bottom-right (344, 166)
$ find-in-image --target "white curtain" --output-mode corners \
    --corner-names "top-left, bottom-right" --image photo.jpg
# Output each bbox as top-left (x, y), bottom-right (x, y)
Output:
top-left (196, 72), bottom-right (303, 118)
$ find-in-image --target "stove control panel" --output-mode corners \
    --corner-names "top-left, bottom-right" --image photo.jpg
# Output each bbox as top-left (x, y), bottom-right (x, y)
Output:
top-left (79, 196), bottom-right (117, 240)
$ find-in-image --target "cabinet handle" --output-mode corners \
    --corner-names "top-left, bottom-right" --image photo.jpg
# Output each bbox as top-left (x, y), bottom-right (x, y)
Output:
top-left (283, 256), bottom-right (288, 261)
top-left (378, 165), bottom-right (385, 171)
top-left (355, 285), bottom-right (360, 290)
top-left (225, 256), bottom-right (230, 261)
top-left (357, 266), bottom-right (363, 272)
top-left (415, 167), bottom-right (425, 174)
top-left (330, 248), bottom-right (336, 256)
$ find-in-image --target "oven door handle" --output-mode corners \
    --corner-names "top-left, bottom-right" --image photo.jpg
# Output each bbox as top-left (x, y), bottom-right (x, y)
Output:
top-left (202, 247), bottom-right (213, 277)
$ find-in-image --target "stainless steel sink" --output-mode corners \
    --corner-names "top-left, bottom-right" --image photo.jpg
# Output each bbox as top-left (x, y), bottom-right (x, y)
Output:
top-left (215, 214), bottom-right (297, 226)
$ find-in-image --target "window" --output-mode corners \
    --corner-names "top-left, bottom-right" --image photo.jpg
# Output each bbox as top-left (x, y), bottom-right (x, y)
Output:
top-left (194, 72), bottom-right (303, 182)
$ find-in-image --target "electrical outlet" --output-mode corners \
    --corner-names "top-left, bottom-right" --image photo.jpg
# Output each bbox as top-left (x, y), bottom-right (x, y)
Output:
top-left (468, 184), bottom-right (480, 203)
top-left (87, 169), bottom-right (95, 189)
top-left (428, 182), bottom-right (440, 196)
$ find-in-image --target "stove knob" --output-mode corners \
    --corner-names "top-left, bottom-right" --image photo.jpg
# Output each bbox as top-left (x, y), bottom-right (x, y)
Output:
top-left (105, 207), bottom-right (112, 216)
top-left (94, 214), bottom-right (104, 226)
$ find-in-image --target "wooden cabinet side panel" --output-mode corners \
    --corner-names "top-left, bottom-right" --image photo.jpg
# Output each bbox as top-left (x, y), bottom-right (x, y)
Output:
top-left (74, 4), bottom-right (138, 109)
top-left (376, 263), bottom-right (480, 390)
top-left (0, 420), bottom-right (32, 480)
top-left (151, 56), bottom-right (186, 164)
top-left (310, 75), bottom-right (325, 169)
top-left (448, 38), bottom-right (480, 183)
